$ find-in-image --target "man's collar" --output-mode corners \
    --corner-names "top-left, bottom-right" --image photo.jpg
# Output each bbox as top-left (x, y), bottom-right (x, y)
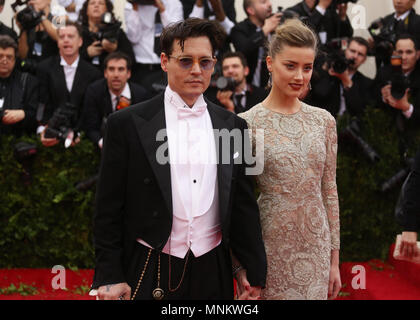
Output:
top-left (394, 9), bottom-right (411, 20)
top-left (165, 85), bottom-right (207, 110)
top-left (60, 55), bottom-right (80, 68)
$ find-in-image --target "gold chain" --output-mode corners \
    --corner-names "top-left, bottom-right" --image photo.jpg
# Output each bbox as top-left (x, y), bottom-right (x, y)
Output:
top-left (130, 248), bottom-right (152, 300)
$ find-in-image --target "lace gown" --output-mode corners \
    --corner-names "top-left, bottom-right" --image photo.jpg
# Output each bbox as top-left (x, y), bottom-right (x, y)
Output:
top-left (239, 102), bottom-right (340, 300)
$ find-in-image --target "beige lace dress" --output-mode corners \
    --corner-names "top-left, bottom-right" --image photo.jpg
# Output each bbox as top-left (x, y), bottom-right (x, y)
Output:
top-left (239, 102), bottom-right (340, 300)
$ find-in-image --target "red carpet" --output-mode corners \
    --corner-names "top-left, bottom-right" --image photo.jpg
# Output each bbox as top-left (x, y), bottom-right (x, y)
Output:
top-left (338, 244), bottom-right (420, 300)
top-left (1, 243), bottom-right (419, 300)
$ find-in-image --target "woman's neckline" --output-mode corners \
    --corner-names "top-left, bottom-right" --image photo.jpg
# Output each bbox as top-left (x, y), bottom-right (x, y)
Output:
top-left (260, 101), bottom-right (303, 116)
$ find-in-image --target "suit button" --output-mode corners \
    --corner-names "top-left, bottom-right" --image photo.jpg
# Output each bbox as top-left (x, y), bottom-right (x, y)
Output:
top-left (152, 211), bottom-right (158, 218)
top-left (144, 177), bottom-right (151, 185)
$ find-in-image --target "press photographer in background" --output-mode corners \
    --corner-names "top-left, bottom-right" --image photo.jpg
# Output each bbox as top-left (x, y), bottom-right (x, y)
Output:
top-left (206, 51), bottom-right (267, 114)
top-left (1, 0), bottom-right (18, 41)
top-left (79, 0), bottom-right (135, 71)
top-left (81, 51), bottom-right (149, 149)
top-left (36, 21), bottom-right (101, 148)
top-left (374, 34), bottom-right (420, 155)
top-left (15, 0), bottom-right (59, 73)
top-left (286, 0), bottom-right (354, 45)
top-left (368, 0), bottom-right (420, 69)
top-left (305, 36), bottom-right (374, 119)
top-left (230, 0), bottom-right (282, 89)
top-left (0, 35), bottom-right (38, 137)
top-left (124, 0), bottom-right (183, 95)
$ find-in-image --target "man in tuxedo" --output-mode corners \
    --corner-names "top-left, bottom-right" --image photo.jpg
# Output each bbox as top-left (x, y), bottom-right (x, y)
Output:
top-left (206, 51), bottom-right (267, 114)
top-left (81, 51), bottom-right (149, 149)
top-left (230, 0), bottom-right (281, 89)
top-left (36, 21), bottom-right (101, 147)
top-left (375, 34), bottom-right (420, 154)
top-left (306, 36), bottom-right (374, 119)
top-left (0, 35), bottom-right (38, 136)
top-left (92, 18), bottom-right (267, 300)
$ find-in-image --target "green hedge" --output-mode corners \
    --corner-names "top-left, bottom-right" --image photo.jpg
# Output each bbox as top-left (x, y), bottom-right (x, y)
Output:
top-left (0, 107), bottom-right (419, 268)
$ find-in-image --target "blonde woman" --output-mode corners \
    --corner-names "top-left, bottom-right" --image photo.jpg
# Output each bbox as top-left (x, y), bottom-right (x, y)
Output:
top-left (238, 18), bottom-right (341, 300)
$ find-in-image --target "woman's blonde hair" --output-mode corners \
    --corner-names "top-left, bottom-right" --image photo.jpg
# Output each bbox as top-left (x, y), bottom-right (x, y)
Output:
top-left (268, 18), bottom-right (318, 57)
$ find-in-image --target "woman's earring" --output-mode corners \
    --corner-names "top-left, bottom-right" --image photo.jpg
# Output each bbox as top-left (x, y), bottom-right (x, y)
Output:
top-left (267, 72), bottom-right (272, 89)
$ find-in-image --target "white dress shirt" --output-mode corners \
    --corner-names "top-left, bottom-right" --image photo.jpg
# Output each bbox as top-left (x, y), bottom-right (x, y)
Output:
top-left (124, 1), bottom-right (183, 64)
top-left (138, 86), bottom-right (221, 258)
top-left (189, 1), bottom-right (235, 34)
top-left (109, 82), bottom-right (131, 112)
top-left (60, 55), bottom-right (80, 92)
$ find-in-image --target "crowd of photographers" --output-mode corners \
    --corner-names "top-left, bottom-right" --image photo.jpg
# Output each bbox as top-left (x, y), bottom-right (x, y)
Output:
top-left (1, 0), bottom-right (420, 188)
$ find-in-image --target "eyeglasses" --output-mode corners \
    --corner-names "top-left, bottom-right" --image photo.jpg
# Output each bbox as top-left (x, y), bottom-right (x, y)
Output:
top-left (0, 54), bottom-right (15, 62)
top-left (168, 55), bottom-right (216, 71)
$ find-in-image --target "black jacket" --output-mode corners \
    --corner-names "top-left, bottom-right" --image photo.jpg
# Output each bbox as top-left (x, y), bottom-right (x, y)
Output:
top-left (306, 69), bottom-right (374, 119)
top-left (380, 9), bottom-right (420, 46)
top-left (92, 92), bottom-right (267, 289)
top-left (36, 55), bottom-right (102, 127)
top-left (81, 78), bottom-right (150, 144)
top-left (286, 1), bottom-right (353, 43)
top-left (401, 148), bottom-right (420, 232)
top-left (230, 19), bottom-right (269, 88)
top-left (0, 69), bottom-right (39, 136)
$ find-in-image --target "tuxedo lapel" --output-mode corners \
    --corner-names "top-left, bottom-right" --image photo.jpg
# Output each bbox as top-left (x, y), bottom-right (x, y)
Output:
top-left (104, 82), bottom-right (113, 117)
top-left (131, 96), bottom-right (172, 215)
top-left (207, 102), bottom-right (235, 225)
top-left (54, 58), bottom-right (70, 99)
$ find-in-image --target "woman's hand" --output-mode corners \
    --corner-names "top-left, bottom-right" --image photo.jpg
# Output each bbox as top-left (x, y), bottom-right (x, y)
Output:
top-left (87, 41), bottom-right (104, 57)
top-left (328, 264), bottom-right (341, 300)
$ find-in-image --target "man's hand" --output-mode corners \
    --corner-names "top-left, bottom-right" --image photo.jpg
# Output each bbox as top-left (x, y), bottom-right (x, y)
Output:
top-left (328, 68), bottom-right (352, 88)
top-left (216, 90), bottom-right (235, 112)
top-left (154, 0), bottom-right (165, 13)
top-left (87, 41), bottom-right (104, 57)
top-left (262, 13), bottom-right (282, 36)
top-left (337, 3), bottom-right (348, 21)
top-left (235, 269), bottom-right (261, 300)
top-left (400, 231), bottom-right (419, 259)
top-left (2, 110), bottom-right (25, 124)
top-left (40, 125), bottom-right (60, 147)
top-left (381, 84), bottom-right (411, 111)
top-left (97, 282), bottom-right (131, 300)
top-left (209, 0), bottom-right (226, 22)
top-left (102, 38), bottom-right (118, 53)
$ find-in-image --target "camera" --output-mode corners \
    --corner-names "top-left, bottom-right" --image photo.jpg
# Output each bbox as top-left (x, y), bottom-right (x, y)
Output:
top-left (384, 55), bottom-right (410, 100)
top-left (216, 76), bottom-right (237, 92)
top-left (44, 102), bottom-right (78, 141)
top-left (90, 12), bottom-right (121, 43)
top-left (16, 5), bottom-right (43, 31)
top-left (127, 0), bottom-right (156, 5)
top-left (368, 18), bottom-right (397, 66)
top-left (320, 38), bottom-right (355, 74)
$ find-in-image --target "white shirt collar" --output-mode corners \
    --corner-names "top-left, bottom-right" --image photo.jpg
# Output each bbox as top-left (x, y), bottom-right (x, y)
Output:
top-left (60, 55), bottom-right (80, 68)
top-left (394, 10), bottom-right (411, 21)
top-left (109, 82), bottom-right (131, 101)
top-left (164, 85), bottom-right (207, 112)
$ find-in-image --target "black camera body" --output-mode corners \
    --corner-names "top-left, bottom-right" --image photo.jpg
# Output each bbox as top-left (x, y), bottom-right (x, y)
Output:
top-left (383, 55), bottom-right (410, 100)
top-left (368, 18), bottom-right (397, 66)
top-left (333, 0), bottom-right (358, 5)
top-left (91, 12), bottom-right (121, 43)
top-left (16, 5), bottom-right (43, 31)
top-left (216, 76), bottom-right (237, 92)
top-left (321, 38), bottom-right (355, 74)
top-left (0, 108), bottom-right (4, 121)
top-left (44, 102), bottom-right (78, 140)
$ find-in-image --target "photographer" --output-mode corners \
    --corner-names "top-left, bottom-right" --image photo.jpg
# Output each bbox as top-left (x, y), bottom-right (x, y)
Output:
top-left (374, 34), bottom-right (420, 153)
top-left (286, 0), bottom-right (353, 45)
top-left (124, 0), bottom-right (183, 95)
top-left (1, 0), bottom-right (18, 41)
top-left (230, 0), bottom-right (282, 89)
top-left (0, 35), bottom-right (38, 136)
top-left (79, 0), bottom-right (135, 71)
top-left (206, 51), bottom-right (267, 114)
top-left (370, 0), bottom-right (420, 68)
top-left (16, 0), bottom-right (59, 70)
top-left (36, 21), bottom-right (101, 147)
top-left (306, 37), bottom-right (374, 119)
top-left (81, 51), bottom-right (149, 149)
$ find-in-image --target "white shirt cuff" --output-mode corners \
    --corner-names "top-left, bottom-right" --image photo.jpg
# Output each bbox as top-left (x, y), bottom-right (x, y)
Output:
top-left (402, 104), bottom-right (414, 119)
top-left (37, 125), bottom-right (45, 135)
top-left (98, 138), bottom-right (103, 149)
top-left (219, 16), bottom-right (235, 35)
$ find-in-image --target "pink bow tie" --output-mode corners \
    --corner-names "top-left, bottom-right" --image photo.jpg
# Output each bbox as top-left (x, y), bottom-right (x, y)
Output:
top-left (177, 105), bottom-right (207, 119)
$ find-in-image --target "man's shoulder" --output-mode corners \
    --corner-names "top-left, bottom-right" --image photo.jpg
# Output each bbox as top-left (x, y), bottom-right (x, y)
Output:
top-left (232, 18), bottom-right (254, 32)
top-left (37, 56), bottom-right (59, 70)
top-left (78, 59), bottom-right (102, 78)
